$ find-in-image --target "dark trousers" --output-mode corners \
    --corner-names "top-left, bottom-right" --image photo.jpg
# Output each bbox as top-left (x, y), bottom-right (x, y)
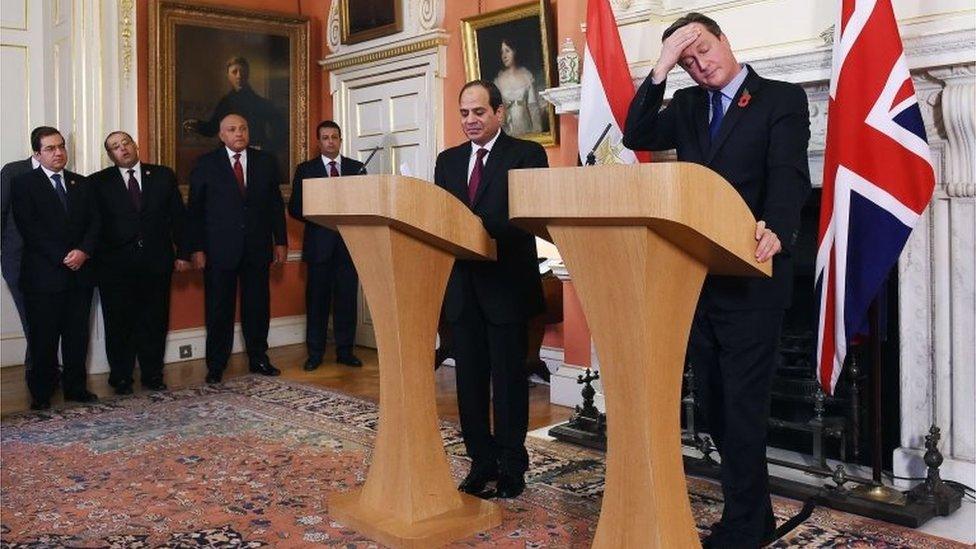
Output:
top-left (23, 287), bottom-right (93, 402)
top-left (100, 271), bottom-right (172, 387)
top-left (204, 261), bottom-right (270, 372)
top-left (452, 297), bottom-right (529, 476)
top-left (305, 255), bottom-right (358, 360)
top-left (2, 258), bottom-right (30, 366)
top-left (687, 305), bottom-right (784, 547)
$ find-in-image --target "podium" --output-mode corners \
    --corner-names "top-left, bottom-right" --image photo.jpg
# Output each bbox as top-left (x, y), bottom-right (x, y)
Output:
top-left (303, 175), bottom-right (502, 548)
top-left (509, 163), bottom-right (771, 548)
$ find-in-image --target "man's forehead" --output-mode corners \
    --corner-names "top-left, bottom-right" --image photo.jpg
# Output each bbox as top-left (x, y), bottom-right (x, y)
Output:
top-left (460, 88), bottom-right (490, 109)
top-left (40, 134), bottom-right (64, 146)
top-left (220, 115), bottom-right (247, 128)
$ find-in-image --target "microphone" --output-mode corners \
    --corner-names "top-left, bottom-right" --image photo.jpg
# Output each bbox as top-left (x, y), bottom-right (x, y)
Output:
top-left (584, 123), bottom-right (613, 166)
top-left (358, 146), bottom-right (381, 175)
top-left (357, 134), bottom-right (391, 174)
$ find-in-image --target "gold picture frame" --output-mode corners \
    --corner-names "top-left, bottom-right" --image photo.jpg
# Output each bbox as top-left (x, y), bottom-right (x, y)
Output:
top-left (340, 0), bottom-right (403, 45)
top-left (149, 0), bottom-right (309, 191)
top-left (461, 0), bottom-right (558, 147)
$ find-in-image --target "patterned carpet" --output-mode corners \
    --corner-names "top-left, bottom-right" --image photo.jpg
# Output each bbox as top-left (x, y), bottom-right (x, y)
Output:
top-left (0, 376), bottom-right (964, 548)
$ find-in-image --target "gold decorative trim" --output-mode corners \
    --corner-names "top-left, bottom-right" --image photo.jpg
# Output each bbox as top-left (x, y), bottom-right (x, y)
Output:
top-left (320, 36), bottom-right (448, 71)
top-left (119, 0), bottom-right (134, 81)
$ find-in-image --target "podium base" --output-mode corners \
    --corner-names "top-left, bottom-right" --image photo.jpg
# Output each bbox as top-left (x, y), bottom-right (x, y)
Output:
top-left (330, 489), bottom-right (502, 548)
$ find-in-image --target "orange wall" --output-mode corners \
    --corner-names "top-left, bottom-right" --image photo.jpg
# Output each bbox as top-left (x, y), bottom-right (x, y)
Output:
top-left (136, 0), bottom-right (331, 330)
top-left (139, 0), bottom-right (588, 337)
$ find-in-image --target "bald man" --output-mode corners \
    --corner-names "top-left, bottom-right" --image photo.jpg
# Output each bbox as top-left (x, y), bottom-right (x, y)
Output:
top-left (186, 113), bottom-right (288, 384)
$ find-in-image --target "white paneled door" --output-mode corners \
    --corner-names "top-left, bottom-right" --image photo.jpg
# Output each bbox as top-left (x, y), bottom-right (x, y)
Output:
top-left (335, 54), bottom-right (442, 348)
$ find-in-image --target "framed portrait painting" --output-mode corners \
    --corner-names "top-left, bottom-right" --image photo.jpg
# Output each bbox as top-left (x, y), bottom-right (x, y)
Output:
top-left (461, 1), bottom-right (557, 147)
top-left (341, 0), bottom-right (403, 44)
top-left (149, 1), bottom-right (309, 188)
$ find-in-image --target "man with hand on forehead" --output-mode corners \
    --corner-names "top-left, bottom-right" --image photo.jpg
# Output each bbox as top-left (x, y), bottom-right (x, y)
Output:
top-left (624, 12), bottom-right (811, 548)
top-left (186, 113), bottom-right (288, 385)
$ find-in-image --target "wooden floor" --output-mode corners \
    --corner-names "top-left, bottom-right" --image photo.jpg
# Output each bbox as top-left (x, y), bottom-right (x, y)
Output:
top-left (0, 344), bottom-right (573, 430)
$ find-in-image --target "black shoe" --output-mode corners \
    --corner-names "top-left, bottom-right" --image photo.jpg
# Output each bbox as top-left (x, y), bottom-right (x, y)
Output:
top-left (458, 464), bottom-right (498, 495)
top-left (114, 384), bottom-right (134, 396)
top-left (30, 399), bottom-right (51, 411)
top-left (64, 390), bottom-right (98, 403)
top-left (205, 371), bottom-right (223, 384)
top-left (494, 473), bottom-right (526, 498)
top-left (336, 353), bottom-right (362, 367)
top-left (249, 361), bottom-right (281, 376)
top-left (143, 381), bottom-right (167, 391)
top-left (303, 357), bottom-right (322, 371)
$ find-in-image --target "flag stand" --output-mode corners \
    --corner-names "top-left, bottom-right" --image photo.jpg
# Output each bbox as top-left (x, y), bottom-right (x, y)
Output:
top-left (849, 293), bottom-right (908, 505)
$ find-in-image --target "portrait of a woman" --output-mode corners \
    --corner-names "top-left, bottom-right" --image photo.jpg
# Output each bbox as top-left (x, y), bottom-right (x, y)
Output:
top-left (493, 38), bottom-right (547, 137)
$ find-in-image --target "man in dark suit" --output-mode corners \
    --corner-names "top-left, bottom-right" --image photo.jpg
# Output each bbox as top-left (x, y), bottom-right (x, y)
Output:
top-left (11, 126), bottom-right (100, 409)
top-left (1, 127), bottom-right (43, 370)
top-left (89, 131), bottom-right (189, 395)
top-left (434, 80), bottom-right (548, 499)
top-left (288, 120), bottom-right (363, 370)
top-left (187, 113), bottom-right (288, 384)
top-left (624, 13), bottom-right (810, 547)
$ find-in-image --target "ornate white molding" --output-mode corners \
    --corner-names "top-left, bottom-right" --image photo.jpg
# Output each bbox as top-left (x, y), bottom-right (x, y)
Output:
top-left (418, 0), bottom-right (443, 30)
top-left (929, 65), bottom-right (976, 197)
top-left (327, 0), bottom-right (341, 54)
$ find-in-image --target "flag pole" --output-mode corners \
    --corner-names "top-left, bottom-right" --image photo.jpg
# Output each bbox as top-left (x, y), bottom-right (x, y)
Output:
top-left (850, 284), bottom-right (906, 505)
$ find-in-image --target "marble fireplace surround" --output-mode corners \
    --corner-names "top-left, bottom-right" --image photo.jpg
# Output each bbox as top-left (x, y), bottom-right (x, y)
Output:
top-left (540, 26), bottom-right (976, 485)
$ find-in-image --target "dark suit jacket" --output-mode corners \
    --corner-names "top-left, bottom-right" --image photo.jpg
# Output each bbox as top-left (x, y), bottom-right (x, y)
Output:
top-left (11, 168), bottom-right (99, 293)
top-left (1, 158), bottom-right (34, 280)
top-left (434, 131), bottom-right (547, 324)
top-left (623, 66), bottom-right (811, 310)
top-left (186, 147), bottom-right (287, 269)
top-left (89, 163), bottom-right (187, 280)
top-left (287, 155), bottom-right (364, 263)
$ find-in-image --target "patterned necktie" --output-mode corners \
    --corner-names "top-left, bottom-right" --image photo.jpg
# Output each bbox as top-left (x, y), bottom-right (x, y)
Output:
top-left (468, 148), bottom-right (488, 205)
top-left (329, 161), bottom-right (339, 177)
top-left (51, 173), bottom-right (67, 211)
top-left (233, 153), bottom-right (246, 196)
top-left (126, 168), bottom-right (141, 210)
top-left (709, 90), bottom-right (724, 141)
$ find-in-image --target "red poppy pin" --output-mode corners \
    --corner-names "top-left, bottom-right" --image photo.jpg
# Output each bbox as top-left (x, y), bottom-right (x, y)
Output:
top-left (738, 89), bottom-right (752, 108)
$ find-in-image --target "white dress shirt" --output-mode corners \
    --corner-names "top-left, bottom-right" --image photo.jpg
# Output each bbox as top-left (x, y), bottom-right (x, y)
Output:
top-left (226, 147), bottom-right (247, 185)
top-left (321, 155), bottom-right (341, 176)
top-left (118, 162), bottom-right (142, 192)
top-left (467, 128), bottom-right (502, 182)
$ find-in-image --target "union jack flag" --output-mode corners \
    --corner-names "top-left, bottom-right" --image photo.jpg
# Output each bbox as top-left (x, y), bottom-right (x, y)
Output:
top-left (816, 0), bottom-right (936, 395)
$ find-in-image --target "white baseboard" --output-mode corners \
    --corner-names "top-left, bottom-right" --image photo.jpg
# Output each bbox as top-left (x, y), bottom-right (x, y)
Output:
top-left (1, 315), bottom-right (308, 372)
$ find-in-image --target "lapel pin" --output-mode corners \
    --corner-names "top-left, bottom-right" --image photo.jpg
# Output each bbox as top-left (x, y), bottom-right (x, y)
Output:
top-left (738, 89), bottom-right (752, 108)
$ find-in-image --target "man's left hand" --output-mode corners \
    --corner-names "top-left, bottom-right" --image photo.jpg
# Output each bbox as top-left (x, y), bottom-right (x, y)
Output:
top-left (273, 245), bottom-right (288, 264)
top-left (63, 249), bottom-right (88, 270)
top-left (754, 220), bottom-right (781, 263)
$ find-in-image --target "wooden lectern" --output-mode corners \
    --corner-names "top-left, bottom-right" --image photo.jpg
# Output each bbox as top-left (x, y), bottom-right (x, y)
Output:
top-left (509, 163), bottom-right (772, 548)
top-left (303, 175), bottom-right (502, 548)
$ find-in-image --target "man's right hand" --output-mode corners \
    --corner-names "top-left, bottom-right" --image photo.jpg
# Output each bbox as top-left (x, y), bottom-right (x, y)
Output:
top-left (652, 25), bottom-right (702, 83)
top-left (192, 251), bottom-right (206, 270)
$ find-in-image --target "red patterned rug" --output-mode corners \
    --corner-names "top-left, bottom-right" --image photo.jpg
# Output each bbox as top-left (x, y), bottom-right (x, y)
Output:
top-left (0, 376), bottom-right (965, 547)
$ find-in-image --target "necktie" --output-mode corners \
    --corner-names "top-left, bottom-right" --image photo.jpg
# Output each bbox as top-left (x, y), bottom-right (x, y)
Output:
top-left (709, 90), bottom-right (724, 141)
top-left (51, 173), bottom-right (67, 211)
top-left (126, 168), bottom-right (141, 210)
top-left (329, 161), bottom-right (339, 177)
top-left (233, 153), bottom-right (246, 196)
top-left (468, 148), bottom-right (488, 205)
